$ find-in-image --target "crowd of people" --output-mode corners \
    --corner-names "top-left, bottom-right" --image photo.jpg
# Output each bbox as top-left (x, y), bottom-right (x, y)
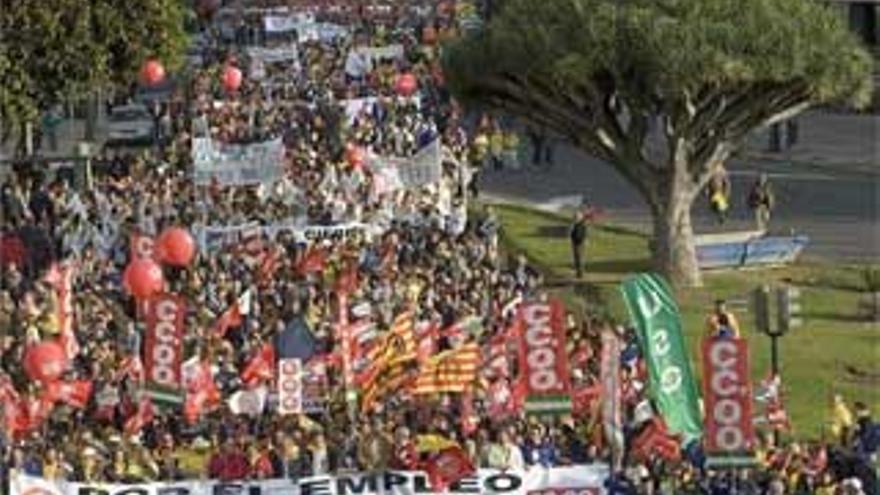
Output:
top-left (1, 1), bottom-right (877, 494)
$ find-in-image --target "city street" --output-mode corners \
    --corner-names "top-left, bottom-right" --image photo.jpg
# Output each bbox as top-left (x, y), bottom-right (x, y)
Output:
top-left (484, 128), bottom-right (879, 262)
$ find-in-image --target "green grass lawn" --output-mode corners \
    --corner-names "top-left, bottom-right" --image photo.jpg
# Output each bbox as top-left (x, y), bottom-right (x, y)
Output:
top-left (491, 203), bottom-right (879, 439)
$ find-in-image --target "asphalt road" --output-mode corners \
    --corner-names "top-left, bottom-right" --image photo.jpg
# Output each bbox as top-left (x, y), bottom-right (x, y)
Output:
top-left (482, 144), bottom-right (880, 262)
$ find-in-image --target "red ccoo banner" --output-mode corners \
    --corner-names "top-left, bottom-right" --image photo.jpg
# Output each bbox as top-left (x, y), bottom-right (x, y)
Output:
top-left (517, 299), bottom-right (572, 414)
top-left (702, 337), bottom-right (756, 467)
top-left (145, 293), bottom-right (185, 405)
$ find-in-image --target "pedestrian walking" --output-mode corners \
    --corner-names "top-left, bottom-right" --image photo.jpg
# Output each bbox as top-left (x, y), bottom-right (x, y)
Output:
top-left (707, 166), bottom-right (731, 225)
top-left (748, 174), bottom-right (775, 231)
top-left (570, 210), bottom-right (588, 278)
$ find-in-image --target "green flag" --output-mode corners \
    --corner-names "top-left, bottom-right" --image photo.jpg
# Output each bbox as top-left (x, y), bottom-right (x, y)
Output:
top-left (621, 273), bottom-right (703, 444)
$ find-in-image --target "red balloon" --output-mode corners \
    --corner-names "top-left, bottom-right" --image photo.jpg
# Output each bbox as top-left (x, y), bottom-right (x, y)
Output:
top-left (222, 66), bottom-right (243, 92)
top-left (123, 258), bottom-right (164, 299)
top-left (345, 145), bottom-right (365, 168)
top-left (140, 59), bottom-right (166, 86)
top-left (24, 341), bottom-right (68, 383)
top-left (156, 227), bottom-right (196, 267)
top-left (395, 73), bottom-right (418, 97)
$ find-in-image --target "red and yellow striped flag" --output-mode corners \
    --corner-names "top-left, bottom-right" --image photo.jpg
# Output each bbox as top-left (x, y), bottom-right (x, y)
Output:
top-left (365, 310), bottom-right (416, 370)
top-left (411, 343), bottom-right (480, 395)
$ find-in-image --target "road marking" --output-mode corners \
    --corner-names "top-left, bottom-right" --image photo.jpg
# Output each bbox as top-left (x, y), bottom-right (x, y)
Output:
top-left (730, 170), bottom-right (839, 182)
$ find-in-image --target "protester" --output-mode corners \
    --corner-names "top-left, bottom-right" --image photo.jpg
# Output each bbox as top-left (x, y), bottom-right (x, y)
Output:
top-left (1, 3), bottom-right (876, 495)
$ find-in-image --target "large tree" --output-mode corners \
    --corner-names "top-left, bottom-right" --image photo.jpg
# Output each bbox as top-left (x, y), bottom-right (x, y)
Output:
top-left (0, 0), bottom-right (187, 135)
top-left (443, 0), bottom-right (872, 286)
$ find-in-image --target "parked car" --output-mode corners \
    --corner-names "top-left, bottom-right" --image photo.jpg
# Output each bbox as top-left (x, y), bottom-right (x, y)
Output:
top-left (106, 104), bottom-right (155, 145)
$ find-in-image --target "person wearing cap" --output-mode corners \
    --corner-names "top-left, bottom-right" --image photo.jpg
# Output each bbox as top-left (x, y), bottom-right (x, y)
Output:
top-left (569, 210), bottom-right (588, 279)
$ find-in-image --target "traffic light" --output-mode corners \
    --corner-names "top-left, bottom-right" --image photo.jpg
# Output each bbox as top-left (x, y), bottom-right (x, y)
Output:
top-left (753, 285), bottom-right (771, 334)
top-left (776, 286), bottom-right (802, 335)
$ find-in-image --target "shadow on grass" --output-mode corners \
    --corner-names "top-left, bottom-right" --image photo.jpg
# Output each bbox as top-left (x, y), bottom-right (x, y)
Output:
top-left (801, 310), bottom-right (867, 323)
top-left (793, 277), bottom-right (865, 293)
top-left (586, 258), bottom-right (652, 274)
top-left (536, 225), bottom-right (569, 238)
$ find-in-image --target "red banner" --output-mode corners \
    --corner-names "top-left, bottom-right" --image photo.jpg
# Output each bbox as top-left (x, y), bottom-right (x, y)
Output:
top-left (145, 293), bottom-right (185, 403)
top-left (130, 232), bottom-right (155, 260)
top-left (517, 299), bottom-right (572, 414)
top-left (702, 337), bottom-right (756, 462)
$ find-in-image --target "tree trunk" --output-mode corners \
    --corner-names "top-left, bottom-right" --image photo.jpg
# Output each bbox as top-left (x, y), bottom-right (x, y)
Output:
top-left (650, 155), bottom-right (703, 287)
top-left (653, 202), bottom-right (702, 287)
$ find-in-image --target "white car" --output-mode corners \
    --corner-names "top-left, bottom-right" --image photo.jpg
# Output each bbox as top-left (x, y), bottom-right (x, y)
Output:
top-left (106, 104), bottom-right (155, 144)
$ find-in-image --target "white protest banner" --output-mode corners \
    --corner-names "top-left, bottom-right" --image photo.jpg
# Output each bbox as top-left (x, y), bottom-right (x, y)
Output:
top-left (342, 96), bottom-right (420, 124)
top-left (11, 465), bottom-right (609, 495)
top-left (278, 358), bottom-right (303, 415)
top-left (191, 137), bottom-right (285, 186)
top-left (263, 13), bottom-right (315, 33)
top-left (397, 139), bottom-right (442, 189)
top-left (193, 222), bottom-right (262, 252)
top-left (368, 140), bottom-right (442, 192)
top-left (247, 44), bottom-right (300, 64)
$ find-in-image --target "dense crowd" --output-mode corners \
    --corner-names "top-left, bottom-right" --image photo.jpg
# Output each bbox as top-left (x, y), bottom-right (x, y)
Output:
top-left (1, 1), bottom-right (878, 495)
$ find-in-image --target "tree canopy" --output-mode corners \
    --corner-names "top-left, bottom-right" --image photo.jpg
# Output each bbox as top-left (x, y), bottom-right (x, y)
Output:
top-left (442, 0), bottom-right (873, 286)
top-left (0, 0), bottom-right (187, 127)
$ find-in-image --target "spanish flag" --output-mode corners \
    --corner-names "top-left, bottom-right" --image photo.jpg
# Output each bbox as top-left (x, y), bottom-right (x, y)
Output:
top-left (411, 343), bottom-right (480, 395)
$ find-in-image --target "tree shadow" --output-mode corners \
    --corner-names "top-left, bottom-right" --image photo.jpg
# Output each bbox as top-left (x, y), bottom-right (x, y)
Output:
top-left (536, 225), bottom-right (569, 238)
top-left (800, 310), bottom-right (867, 323)
top-left (585, 258), bottom-right (652, 274)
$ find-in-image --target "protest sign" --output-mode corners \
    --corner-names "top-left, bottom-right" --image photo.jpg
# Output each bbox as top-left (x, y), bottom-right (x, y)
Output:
top-left (191, 137), bottom-right (285, 186)
top-left (11, 466), bottom-right (609, 495)
top-left (278, 358), bottom-right (303, 415)
top-left (621, 273), bottom-right (703, 444)
top-left (703, 337), bottom-right (756, 467)
top-left (145, 293), bottom-right (185, 405)
top-left (517, 299), bottom-right (572, 414)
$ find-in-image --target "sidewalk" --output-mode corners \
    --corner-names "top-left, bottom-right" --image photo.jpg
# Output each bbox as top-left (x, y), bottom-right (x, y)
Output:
top-left (743, 110), bottom-right (880, 175)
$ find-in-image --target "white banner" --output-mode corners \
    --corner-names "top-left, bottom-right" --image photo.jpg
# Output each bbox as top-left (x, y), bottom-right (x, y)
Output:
top-left (278, 358), bottom-right (303, 415)
top-left (195, 221), bottom-right (372, 252)
top-left (344, 44), bottom-right (404, 78)
top-left (11, 466), bottom-right (609, 495)
top-left (192, 137), bottom-right (285, 186)
top-left (193, 222), bottom-right (262, 252)
top-left (370, 140), bottom-right (443, 192)
top-left (342, 96), bottom-right (421, 124)
top-left (247, 44), bottom-right (300, 64)
top-left (263, 13), bottom-right (315, 33)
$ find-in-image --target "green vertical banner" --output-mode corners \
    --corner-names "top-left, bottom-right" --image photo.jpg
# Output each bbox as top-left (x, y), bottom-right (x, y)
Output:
top-left (621, 273), bottom-right (703, 444)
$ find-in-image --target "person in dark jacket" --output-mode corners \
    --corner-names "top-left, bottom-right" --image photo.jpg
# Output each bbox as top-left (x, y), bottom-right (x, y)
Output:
top-left (521, 427), bottom-right (557, 468)
top-left (569, 211), bottom-right (588, 278)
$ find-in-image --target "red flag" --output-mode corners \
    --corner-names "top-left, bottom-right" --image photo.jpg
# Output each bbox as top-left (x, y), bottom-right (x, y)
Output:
top-left (184, 361), bottom-right (220, 424)
top-left (118, 355), bottom-right (145, 383)
top-left (257, 247), bottom-right (282, 283)
top-left (334, 261), bottom-right (359, 295)
top-left (571, 383), bottom-right (601, 416)
top-left (630, 418), bottom-right (681, 462)
top-left (124, 397), bottom-right (155, 436)
top-left (424, 447), bottom-right (475, 491)
top-left (241, 344), bottom-right (276, 387)
top-left (296, 247), bottom-right (327, 275)
top-left (45, 380), bottom-right (93, 409)
top-left (460, 392), bottom-right (478, 435)
top-left (212, 302), bottom-right (243, 338)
